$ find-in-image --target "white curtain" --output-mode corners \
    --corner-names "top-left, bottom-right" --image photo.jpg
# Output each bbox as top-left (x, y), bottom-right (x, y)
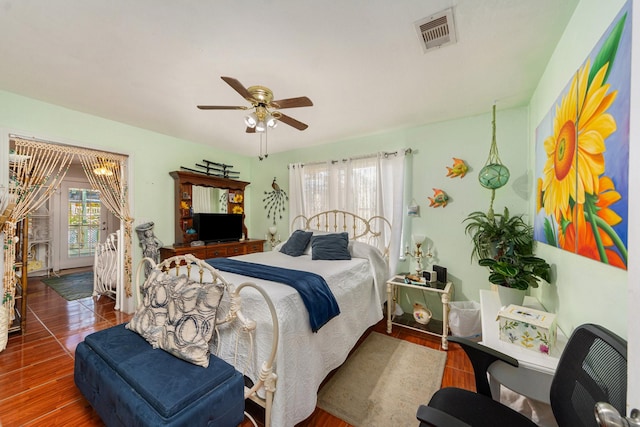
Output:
top-left (288, 151), bottom-right (408, 273)
top-left (377, 152), bottom-right (406, 275)
top-left (288, 163), bottom-right (306, 232)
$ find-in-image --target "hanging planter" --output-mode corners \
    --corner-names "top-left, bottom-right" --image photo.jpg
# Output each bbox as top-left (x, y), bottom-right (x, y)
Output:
top-left (479, 104), bottom-right (510, 217)
top-left (479, 163), bottom-right (510, 190)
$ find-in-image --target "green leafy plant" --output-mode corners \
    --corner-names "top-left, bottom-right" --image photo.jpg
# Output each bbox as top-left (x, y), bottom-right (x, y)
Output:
top-left (464, 206), bottom-right (551, 290)
top-left (479, 254), bottom-right (551, 290)
top-left (463, 207), bottom-right (533, 261)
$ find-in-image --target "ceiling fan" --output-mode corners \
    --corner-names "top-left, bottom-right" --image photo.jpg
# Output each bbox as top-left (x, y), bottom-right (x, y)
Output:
top-left (197, 76), bottom-right (313, 133)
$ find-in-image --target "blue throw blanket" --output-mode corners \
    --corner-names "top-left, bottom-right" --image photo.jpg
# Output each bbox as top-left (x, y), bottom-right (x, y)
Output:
top-left (206, 258), bottom-right (340, 332)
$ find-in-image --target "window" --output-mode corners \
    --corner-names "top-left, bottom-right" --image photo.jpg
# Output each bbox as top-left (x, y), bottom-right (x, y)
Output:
top-left (300, 157), bottom-right (380, 221)
top-left (290, 151), bottom-right (408, 273)
top-left (67, 187), bottom-right (102, 257)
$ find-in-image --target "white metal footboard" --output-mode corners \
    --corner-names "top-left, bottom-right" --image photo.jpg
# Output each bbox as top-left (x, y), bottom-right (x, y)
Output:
top-left (134, 254), bottom-right (279, 427)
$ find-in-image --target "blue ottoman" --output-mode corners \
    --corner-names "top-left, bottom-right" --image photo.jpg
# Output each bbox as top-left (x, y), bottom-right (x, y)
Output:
top-left (74, 324), bottom-right (245, 427)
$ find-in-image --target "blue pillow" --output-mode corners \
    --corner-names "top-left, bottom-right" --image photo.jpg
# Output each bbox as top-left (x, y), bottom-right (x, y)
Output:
top-left (280, 230), bottom-right (313, 257)
top-left (311, 232), bottom-right (351, 260)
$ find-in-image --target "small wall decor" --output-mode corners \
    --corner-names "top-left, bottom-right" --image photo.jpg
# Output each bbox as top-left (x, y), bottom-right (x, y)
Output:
top-left (446, 158), bottom-right (468, 178)
top-left (263, 177), bottom-right (289, 225)
top-left (407, 199), bottom-right (420, 217)
top-left (428, 188), bottom-right (449, 208)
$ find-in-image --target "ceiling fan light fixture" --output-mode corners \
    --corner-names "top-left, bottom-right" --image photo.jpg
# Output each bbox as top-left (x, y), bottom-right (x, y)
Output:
top-left (255, 120), bottom-right (267, 132)
top-left (266, 114), bottom-right (278, 129)
top-left (244, 112), bottom-right (258, 128)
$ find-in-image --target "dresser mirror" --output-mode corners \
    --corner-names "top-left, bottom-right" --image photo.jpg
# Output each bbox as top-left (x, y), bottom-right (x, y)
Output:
top-left (191, 185), bottom-right (229, 213)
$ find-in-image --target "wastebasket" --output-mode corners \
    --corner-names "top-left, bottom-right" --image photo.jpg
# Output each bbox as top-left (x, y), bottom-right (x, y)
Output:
top-left (448, 301), bottom-right (482, 339)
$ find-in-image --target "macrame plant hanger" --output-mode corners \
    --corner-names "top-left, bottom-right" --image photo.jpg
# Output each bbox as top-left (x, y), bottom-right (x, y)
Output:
top-left (478, 103), bottom-right (510, 219)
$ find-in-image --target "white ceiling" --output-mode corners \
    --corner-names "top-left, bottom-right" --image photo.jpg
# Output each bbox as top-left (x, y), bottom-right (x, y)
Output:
top-left (0, 0), bottom-right (578, 157)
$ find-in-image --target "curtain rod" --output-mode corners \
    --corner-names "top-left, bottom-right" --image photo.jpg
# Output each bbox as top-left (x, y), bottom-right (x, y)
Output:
top-left (292, 148), bottom-right (412, 168)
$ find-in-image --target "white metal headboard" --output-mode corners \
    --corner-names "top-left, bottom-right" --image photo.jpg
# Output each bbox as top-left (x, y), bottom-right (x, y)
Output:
top-left (291, 209), bottom-right (391, 258)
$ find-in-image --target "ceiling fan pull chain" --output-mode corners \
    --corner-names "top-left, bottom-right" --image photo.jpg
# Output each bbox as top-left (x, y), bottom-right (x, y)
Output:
top-left (264, 129), bottom-right (268, 159)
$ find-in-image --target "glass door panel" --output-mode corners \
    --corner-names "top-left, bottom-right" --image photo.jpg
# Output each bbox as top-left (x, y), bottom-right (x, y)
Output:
top-left (67, 188), bottom-right (101, 258)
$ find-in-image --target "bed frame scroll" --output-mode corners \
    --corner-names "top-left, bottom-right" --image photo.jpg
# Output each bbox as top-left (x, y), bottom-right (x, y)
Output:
top-left (292, 209), bottom-right (392, 258)
top-left (134, 254), bottom-right (279, 427)
top-left (93, 229), bottom-right (121, 301)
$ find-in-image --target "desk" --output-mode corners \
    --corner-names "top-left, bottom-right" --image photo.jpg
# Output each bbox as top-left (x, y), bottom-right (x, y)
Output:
top-left (386, 275), bottom-right (452, 349)
top-left (480, 289), bottom-right (567, 404)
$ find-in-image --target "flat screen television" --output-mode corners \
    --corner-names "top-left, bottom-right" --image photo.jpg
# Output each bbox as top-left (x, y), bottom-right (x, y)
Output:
top-left (193, 213), bottom-right (243, 243)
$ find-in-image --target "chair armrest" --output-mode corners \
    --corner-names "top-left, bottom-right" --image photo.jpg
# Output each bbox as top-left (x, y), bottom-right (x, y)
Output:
top-left (448, 336), bottom-right (519, 397)
top-left (416, 405), bottom-right (471, 427)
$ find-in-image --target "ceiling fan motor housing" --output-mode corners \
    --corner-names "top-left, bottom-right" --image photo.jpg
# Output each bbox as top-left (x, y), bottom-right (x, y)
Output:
top-left (247, 85), bottom-right (273, 105)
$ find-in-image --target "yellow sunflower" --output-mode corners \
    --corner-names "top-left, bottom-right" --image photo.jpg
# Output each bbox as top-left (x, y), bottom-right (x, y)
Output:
top-left (541, 59), bottom-right (617, 220)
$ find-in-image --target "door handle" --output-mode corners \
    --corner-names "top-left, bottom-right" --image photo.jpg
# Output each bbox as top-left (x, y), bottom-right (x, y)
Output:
top-left (595, 402), bottom-right (640, 426)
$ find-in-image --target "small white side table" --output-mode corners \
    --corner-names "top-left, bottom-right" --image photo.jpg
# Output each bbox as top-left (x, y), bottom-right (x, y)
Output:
top-left (386, 275), bottom-right (453, 350)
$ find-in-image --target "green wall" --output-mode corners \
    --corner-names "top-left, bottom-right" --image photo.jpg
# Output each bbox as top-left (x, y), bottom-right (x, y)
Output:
top-left (528, 0), bottom-right (628, 338)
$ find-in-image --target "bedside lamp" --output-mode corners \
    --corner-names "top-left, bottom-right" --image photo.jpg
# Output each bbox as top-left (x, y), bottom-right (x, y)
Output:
top-left (406, 234), bottom-right (427, 274)
top-left (266, 226), bottom-right (281, 250)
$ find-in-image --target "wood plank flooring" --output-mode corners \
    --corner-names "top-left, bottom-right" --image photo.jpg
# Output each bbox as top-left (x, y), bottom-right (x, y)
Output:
top-left (0, 273), bottom-right (475, 427)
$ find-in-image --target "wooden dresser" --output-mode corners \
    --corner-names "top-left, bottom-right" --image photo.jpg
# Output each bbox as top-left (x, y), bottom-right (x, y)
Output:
top-left (160, 239), bottom-right (265, 262)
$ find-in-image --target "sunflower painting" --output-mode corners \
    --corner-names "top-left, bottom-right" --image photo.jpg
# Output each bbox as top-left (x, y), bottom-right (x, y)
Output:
top-left (534, 2), bottom-right (631, 270)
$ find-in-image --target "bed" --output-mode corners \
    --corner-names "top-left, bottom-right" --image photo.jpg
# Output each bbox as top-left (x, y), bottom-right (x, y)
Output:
top-left (195, 210), bottom-right (391, 427)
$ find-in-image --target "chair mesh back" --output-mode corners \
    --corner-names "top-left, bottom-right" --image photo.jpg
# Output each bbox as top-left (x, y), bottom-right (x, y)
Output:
top-left (550, 324), bottom-right (627, 427)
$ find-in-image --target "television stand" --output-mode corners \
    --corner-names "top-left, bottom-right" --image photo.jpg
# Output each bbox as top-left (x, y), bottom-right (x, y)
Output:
top-left (160, 239), bottom-right (266, 262)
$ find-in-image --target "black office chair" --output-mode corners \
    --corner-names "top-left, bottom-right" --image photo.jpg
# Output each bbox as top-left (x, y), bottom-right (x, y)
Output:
top-left (417, 323), bottom-right (627, 427)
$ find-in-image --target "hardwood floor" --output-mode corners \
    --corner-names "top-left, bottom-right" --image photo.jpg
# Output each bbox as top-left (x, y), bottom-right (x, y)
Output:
top-left (0, 273), bottom-right (475, 427)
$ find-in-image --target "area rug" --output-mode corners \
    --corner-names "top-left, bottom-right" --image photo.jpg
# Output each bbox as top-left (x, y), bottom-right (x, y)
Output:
top-left (317, 332), bottom-right (447, 426)
top-left (41, 271), bottom-right (94, 301)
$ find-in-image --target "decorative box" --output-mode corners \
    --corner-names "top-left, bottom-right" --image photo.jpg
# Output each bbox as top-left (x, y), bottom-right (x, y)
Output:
top-left (497, 304), bottom-right (557, 354)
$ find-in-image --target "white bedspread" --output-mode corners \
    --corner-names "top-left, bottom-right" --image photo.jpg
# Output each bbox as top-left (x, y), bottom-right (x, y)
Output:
top-left (197, 242), bottom-right (388, 427)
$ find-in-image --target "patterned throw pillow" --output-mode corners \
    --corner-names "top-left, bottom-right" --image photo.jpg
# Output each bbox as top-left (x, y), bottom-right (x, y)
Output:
top-left (126, 269), bottom-right (172, 346)
top-left (127, 271), bottom-right (225, 368)
top-left (156, 278), bottom-right (225, 368)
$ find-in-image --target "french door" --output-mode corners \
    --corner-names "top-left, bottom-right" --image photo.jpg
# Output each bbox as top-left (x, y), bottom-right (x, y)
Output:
top-left (56, 180), bottom-right (116, 270)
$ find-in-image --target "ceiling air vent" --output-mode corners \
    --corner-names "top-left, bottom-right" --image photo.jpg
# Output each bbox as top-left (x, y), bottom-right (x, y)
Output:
top-left (415, 8), bottom-right (457, 53)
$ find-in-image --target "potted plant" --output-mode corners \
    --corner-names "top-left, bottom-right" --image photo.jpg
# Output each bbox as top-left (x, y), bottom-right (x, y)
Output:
top-left (463, 207), bottom-right (533, 261)
top-left (464, 207), bottom-right (551, 306)
top-left (479, 255), bottom-right (550, 290)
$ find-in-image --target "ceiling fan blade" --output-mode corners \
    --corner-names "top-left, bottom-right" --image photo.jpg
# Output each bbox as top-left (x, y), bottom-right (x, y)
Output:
top-left (246, 126), bottom-right (256, 133)
top-left (278, 113), bottom-right (309, 131)
top-left (197, 105), bottom-right (248, 110)
top-left (221, 76), bottom-right (253, 101)
top-left (270, 96), bottom-right (313, 109)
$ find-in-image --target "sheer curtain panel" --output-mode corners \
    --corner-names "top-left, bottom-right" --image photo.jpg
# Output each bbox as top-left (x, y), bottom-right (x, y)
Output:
top-left (288, 151), bottom-right (408, 273)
